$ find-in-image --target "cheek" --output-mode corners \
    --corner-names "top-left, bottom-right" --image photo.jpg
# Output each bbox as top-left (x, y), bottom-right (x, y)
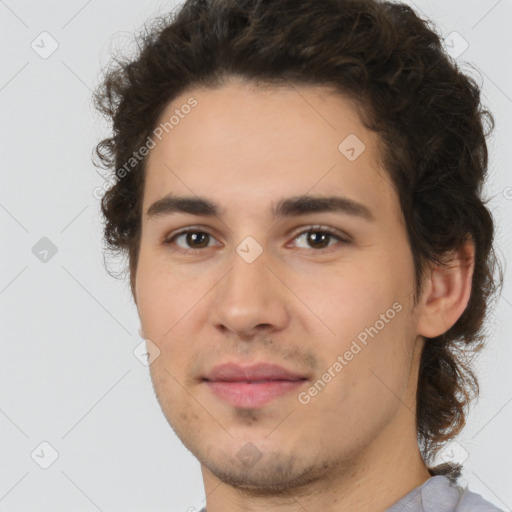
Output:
top-left (293, 259), bottom-right (402, 334)
top-left (298, 257), bottom-right (414, 385)
top-left (135, 254), bottom-right (214, 379)
top-left (327, 269), bottom-right (415, 404)
top-left (136, 249), bottom-right (198, 330)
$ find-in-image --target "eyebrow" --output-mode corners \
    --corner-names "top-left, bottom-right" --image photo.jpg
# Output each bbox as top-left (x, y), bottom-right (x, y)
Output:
top-left (146, 193), bottom-right (375, 222)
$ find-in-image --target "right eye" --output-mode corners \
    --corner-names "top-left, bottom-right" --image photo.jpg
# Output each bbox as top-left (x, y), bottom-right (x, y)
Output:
top-left (163, 229), bottom-right (221, 253)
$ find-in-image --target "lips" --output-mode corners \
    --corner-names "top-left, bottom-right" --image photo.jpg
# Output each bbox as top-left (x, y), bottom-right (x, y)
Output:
top-left (203, 362), bottom-right (308, 382)
top-left (203, 362), bottom-right (309, 408)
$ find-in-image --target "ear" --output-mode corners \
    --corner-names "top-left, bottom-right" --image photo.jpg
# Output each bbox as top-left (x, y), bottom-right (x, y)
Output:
top-left (416, 238), bottom-right (475, 339)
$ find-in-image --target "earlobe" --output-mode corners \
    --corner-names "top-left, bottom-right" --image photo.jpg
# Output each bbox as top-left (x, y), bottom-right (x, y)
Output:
top-left (416, 238), bottom-right (475, 339)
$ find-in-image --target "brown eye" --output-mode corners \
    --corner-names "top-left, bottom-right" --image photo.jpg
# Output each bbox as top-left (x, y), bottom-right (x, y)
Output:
top-left (164, 230), bottom-right (218, 252)
top-left (163, 225), bottom-right (350, 255)
top-left (305, 231), bottom-right (331, 249)
top-left (291, 227), bottom-right (349, 252)
top-left (183, 232), bottom-right (210, 248)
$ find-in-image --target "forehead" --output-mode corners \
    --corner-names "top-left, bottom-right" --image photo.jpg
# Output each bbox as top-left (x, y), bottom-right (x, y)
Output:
top-left (142, 80), bottom-right (398, 223)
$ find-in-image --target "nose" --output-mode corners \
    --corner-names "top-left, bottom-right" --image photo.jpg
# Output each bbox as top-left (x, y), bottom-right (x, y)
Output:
top-left (210, 245), bottom-right (290, 338)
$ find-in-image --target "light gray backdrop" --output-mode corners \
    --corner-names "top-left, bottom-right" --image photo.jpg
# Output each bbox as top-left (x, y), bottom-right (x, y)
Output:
top-left (1, 0), bottom-right (511, 510)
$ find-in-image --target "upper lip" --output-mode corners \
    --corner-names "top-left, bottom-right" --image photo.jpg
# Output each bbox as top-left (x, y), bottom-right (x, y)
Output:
top-left (203, 362), bottom-right (308, 382)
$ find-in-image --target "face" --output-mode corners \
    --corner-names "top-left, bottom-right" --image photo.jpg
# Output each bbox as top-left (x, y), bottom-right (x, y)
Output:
top-left (135, 79), bottom-right (425, 491)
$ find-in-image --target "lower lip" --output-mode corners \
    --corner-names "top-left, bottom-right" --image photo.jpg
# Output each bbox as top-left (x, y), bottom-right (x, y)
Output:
top-left (205, 380), bottom-right (306, 408)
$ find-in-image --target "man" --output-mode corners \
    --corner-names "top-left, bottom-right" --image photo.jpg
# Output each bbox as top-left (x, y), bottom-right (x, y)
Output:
top-left (93, 0), bottom-right (504, 510)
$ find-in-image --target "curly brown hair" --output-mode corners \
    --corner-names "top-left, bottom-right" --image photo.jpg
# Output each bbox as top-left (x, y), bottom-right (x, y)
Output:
top-left (92, 0), bottom-right (503, 478)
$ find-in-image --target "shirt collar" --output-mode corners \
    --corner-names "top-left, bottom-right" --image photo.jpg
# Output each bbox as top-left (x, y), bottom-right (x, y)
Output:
top-left (386, 475), bottom-right (462, 512)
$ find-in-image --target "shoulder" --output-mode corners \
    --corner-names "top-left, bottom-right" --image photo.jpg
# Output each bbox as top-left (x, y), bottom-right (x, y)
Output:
top-left (425, 476), bottom-right (505, 512)
top-left (387, 475), bottom-right (505, 512)
top-left (455, 485), bottom-right (505, 511)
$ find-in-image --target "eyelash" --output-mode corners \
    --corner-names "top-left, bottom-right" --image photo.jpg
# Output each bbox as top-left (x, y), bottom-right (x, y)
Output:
top-left (162, 225), bottom-right (351, 255)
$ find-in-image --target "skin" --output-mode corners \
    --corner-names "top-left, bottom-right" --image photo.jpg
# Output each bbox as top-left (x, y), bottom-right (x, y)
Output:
top-left (134, 78), bottom-right (474, 512)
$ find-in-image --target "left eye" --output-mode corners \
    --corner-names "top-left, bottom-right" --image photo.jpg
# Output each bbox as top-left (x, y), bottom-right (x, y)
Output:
top-left (291, 229), bottom-right (344, 250)
top-left (164, 227), bottom-right (348, 253)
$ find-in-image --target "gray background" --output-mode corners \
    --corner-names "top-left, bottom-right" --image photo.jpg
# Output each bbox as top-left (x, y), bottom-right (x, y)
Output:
top-left (1, 0), bottom-right (511, 510)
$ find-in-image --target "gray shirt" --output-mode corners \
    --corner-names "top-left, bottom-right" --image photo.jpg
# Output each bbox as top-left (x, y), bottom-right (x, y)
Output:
top-left (387, 475), bottom-right (504, 511)
top-left (197, 475), bottom-right (505, 511)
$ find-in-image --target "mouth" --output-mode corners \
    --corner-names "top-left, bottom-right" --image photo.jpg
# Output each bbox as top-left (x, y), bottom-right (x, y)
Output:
top-left (204, 379), bottom-right (307, 408)
top-left (202, 362), bottom-right (309, 408)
